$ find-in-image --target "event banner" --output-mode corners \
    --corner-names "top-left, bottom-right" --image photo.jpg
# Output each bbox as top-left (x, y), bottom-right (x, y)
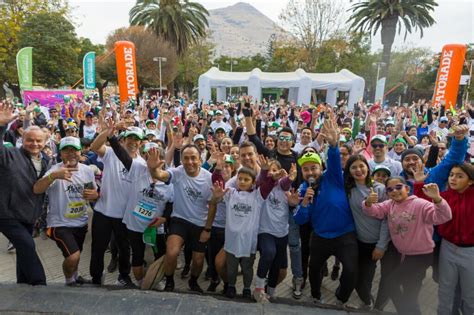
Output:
top-left (83, 51), bottom-right (96, 90)
top-left (22, 90), bottom-right (83, 108)
top-left (16, 47), bottom-right (33, 90)
top-left (432, 44), bottom-right (467, 109)
top-left (114, 41), bottom-right (138, 104)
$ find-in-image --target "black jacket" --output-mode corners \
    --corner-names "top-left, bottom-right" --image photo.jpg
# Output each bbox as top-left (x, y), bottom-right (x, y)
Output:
top-left (0, 126), bottom-right (50, 224)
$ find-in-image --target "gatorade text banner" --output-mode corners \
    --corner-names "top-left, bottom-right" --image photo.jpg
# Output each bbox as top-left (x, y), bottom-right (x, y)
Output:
top-left (432, 44), bottom-right (467, 109)
top-left (16, 47), bottom-right (33, 90)
top-left (83, 51), bottom-right (96, 90)
top-left (114, 41), bottom-right (138, 104)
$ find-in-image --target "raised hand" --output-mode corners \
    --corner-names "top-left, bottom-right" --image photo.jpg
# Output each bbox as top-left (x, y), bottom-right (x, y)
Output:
top-left (319, 118), bottom-right (338, 147)
top-left (215, 152), bottom-right (226, 170)
top-left (147, 148), bottom-right (165, 170)
top-left (453, 125), bottom-right (469, 140)
top-left (411, 162), bottom-right (428, 183)
top-left (0, 102), bottom-right (17, 126)
top-left (288, 163), bottom-right (297, 181)
top-left (258, 154), bottom-right (270, 170)
top-left (365, 187), bottom-right (379, 207)
top-left (211, 181), bottom-right (228, 201)
top-left (285, 188), bottom-right (300, 207)
top-left (422, 183), bottom-right (442, 203)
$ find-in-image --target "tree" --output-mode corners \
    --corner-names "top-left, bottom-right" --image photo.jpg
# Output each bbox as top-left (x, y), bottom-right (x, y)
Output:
top-left (0, 0), bottom-right (69, 94)
top-left (279, 0), bottom-right (344, 71)
top-left (175, 39), bottom-right (213, 96)
top-left (18, 11), bottom-right (80, 87)
top-left (348, 0), bottom-right (438, 88)
top-left (129, 0), bottom-right (209, 56)
top-left (97, 26), bottom-right (178, 90)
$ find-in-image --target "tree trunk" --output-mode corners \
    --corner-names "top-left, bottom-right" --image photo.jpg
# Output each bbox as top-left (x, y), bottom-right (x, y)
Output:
top-left (380, 16), bottom-right (398, 81)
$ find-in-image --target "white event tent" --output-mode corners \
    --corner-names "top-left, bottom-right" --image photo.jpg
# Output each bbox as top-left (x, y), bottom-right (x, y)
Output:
top-left (198, 67), bottom-right (365, 109)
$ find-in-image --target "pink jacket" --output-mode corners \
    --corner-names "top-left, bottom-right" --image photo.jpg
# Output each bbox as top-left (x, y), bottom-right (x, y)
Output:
top-left (362, 195), bottom-right (452, 255)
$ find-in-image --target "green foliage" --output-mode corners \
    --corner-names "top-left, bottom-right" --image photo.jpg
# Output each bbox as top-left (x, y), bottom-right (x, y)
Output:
top-left (0, 0), bottom-right (69, 88)
top-left (214, 54), bottom-right (268, 72)
top-left (18, 12), bottom-right (80, 87)
top-left (129, 0), bottom-right (209, 55)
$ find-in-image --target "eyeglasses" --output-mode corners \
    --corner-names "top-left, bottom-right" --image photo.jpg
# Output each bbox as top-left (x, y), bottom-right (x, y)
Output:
top-left (279, 135), bottom-right (293, 142)
top-left (371, 143), bottom-right (385, 149)
top-left (386, 184), bottom-right (405, 193)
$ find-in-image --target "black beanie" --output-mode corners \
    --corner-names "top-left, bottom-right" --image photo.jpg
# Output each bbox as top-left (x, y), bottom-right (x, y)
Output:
top-left (401, 148), bottom-right (423, 161)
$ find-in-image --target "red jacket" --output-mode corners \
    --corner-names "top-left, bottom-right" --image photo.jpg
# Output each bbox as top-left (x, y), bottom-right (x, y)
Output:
top-left (414, 183), bottom-right (474, 246)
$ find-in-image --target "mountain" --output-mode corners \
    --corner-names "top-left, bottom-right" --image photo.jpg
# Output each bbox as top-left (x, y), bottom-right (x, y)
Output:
top-left (208, 2), bottom-right (286, 58)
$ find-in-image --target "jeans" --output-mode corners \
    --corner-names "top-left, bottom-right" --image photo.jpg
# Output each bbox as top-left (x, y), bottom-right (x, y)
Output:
top-left (288, 214), bottom-right (302, 278)
top-left (0, 219), bottom-right (46, 285)
top-left (257, 233), bottom-right (288, 288)
top-left (90, 211), bottom-right (131, 282)
top-left (309, 231), bottom-right (358, 302)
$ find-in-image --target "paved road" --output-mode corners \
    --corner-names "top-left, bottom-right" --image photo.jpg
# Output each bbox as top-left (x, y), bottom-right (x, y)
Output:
top-left (0, 225), bottom-right (438, 314)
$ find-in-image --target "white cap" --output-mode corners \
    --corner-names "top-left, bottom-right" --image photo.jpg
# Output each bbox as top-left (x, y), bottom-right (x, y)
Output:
top-left (59, 137), bottom-right (81, 151)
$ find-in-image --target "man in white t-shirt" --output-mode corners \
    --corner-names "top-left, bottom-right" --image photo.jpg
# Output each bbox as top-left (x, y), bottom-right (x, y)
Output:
top-left (367, 135), bottom-right (403, 176)
top-left (33, 137), bottom-right (99, 286)
top-left (89, 125), bottom-right (146, 286)
top-left (148, 143), bottom-right (213, 293)
top-left (210, 110), bottom-right (231, 134)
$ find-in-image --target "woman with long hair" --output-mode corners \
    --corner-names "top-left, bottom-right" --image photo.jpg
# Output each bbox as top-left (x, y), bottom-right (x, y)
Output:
top-left (343, 155), bottom-right (389, 310)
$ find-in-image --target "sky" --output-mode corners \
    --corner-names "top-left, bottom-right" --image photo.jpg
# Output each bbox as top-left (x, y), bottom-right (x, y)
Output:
top-left (70, 0), bottom-right (474, 53)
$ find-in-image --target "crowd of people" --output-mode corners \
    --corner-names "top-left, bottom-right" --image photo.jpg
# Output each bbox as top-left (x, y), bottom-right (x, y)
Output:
top-left (0, 94), bottom-right (473, 314)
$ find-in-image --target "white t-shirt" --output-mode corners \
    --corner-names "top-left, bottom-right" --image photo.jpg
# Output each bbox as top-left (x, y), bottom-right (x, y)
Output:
top-left (223, 187), bottom-right (264, 257)
top-left (368, 157), bottom-right (403, 177)
top-left (122, 161), bottom-right (174, 233)
top-left (168, 166), bottom-right (212, 227)
top-left (83, 124), bottom-right (97, 140)
top-left (258, 185), bottom-right (289, 237)
top-left (213, 201), bottom-right (226, 228)
top-left (95, 146), bottom-right (146, 218)
top-left (45, 163), bottom-right (96, 228)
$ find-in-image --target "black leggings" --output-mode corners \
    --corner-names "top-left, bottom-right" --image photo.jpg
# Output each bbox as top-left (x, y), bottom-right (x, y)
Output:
top-left (207, 227), bottom-right (225, 281)
top-left (128, 229), bottom-right (167, 266)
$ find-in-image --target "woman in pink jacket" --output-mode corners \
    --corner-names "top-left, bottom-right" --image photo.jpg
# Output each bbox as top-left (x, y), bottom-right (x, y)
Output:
top-left (363, 176), bottom-right (452, 315)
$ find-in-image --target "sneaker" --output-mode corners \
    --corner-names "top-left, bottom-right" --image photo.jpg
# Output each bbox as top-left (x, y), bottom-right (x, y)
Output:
top-left (75, 275), bottom-right (92, 285)
top-left (331, 266), bottom-right (340, 281)
top-left (66, 281), bottom-right (80, 287)
top-left (253, 289), bottom-right (269, 303)
top-left (242, 288), bottom-right (252, 299)
top-left (164, 276), bottom-right (175, 292)
top-left (221, 282), bottom-right (229, 295)
top-left (292, 277), bottom-right (303, 299)
top-left (156, 278), bottom-right (167, 291)
top-left (226, 286), bottom-right (236, 299)
top-left (116, 274), bottom-right (137, 288)
top-left (107, 257), bottom-right (118, 273)
top-left (207, 279), bottom-right (220, 292)
top-left (336, 299), bottom-right (356, 310)
top-left (7, 242), bottom-right (15, 253)
top-left (357, 301), bottom-right (374, 311)
top-left (188, 279), bottom-right (204, 294)
top-left (181, 264), bottom-right (190, 279)
top-left (313, 297), bottom-right (325, 305)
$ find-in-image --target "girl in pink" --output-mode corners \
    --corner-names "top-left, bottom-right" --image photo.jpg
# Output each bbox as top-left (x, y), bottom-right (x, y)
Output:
top-left (362, 176), bottom-right (452, 315)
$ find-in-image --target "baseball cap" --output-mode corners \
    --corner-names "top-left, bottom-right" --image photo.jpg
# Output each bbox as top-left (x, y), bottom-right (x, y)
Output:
top-left (125, 108), bottom-right (134, 114)
top-left (145, 129), bottom-right (157, 137)
top-left (215, 127), bottom-right (226, 134)
top-left (224, 154), bottom-right (235, 164)
top-left (85, 111), bottom-right (94, 117)
top-left (65, 123), bottom-right (78, 131)
top-left (370, 135), bottom-right (387, 144)
top-left (393, 137), bottom-right (407, 146)
top-left (384, 119), bottom-right (395, 126)
top-left (215, 110), bottom-right (223, 115)
top-left (372, 165), bottom-right (391, 176)
top-left (145, 119), bottom-right (156, 126)
top-left (3, 142), bottom-right (14, 148)
top-left (142, 142), bottom-right (159, 153)
top-left (439, 116), bottom-right (448, 123)
top-left (297, 152), bottom-right (322, 167)
top-left (270, 122), bottom-right (281, 129)
top-left (193, 134), bottom-right (205, 142)
top-left (355, 134), bottom-right (367, 143)
top-left (59, 136), bottom-right (81, 151)
top-left (123, 127), bottom-right (144, 140)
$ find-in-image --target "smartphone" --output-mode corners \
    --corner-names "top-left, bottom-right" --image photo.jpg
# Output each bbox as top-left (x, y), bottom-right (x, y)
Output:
top-left (84, 182), bottom-right (94, 190)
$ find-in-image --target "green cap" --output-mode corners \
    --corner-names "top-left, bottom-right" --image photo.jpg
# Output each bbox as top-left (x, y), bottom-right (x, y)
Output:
top-left (297, 152), bottom-right (322, 167)
top-left (59, 136), bottom-right (81, 151)
top-left (224, 154), bottom-right (235, 164)
top-left (124, 127), bottom-right (144, 140)
top-left (3, 142), bottom-right (14, 148)
top-left (393, 137), bottom-right (407, 146)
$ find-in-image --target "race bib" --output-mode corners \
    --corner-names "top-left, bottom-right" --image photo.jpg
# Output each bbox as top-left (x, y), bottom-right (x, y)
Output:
top-left (65, 201), bottom-right (87, 219)
top-left (133, 197), bottom-right (158, 221)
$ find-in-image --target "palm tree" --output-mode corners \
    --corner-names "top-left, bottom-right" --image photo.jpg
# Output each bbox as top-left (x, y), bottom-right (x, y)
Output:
top-left (348, 0), bottom-right (437, 81)
top-left (129, 0), bottom-right (209, 55)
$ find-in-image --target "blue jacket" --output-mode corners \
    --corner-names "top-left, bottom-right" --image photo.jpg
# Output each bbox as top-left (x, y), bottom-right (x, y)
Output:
top-left (293, 145), bottom-right (355, 238)
top-left (401, 137), bottom-right (468, 193)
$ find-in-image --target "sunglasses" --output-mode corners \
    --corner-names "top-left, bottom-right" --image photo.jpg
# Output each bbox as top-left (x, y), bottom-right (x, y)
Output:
top-left (386, 183), bottom-right (405, 193)
top-left (371, 143), bottom-right (385, 149)
top-left (279, 135), bottom-right (293, 142)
